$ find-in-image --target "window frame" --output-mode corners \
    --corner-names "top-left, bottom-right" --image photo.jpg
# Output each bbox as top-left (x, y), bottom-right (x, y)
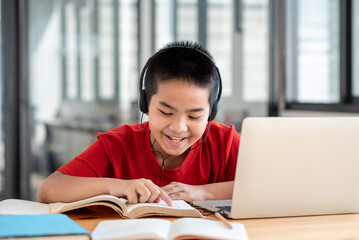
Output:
top-left (1, 0), bottom-right (31, 199)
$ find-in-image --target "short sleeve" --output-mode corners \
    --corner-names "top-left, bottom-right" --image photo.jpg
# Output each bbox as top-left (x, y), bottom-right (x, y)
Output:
top-left (218, 124), bottom-right (240, 182)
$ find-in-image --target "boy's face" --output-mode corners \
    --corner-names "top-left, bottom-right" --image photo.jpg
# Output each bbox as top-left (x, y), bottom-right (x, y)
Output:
top-left (148, 79), bottom-right (211, 157)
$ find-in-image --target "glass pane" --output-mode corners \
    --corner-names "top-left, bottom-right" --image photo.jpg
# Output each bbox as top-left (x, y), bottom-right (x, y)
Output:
top-left (286, 0), bottom-right (340, 103)
top-left (80, 3), bottom-right (95, 102)
top-left (242, 0), bottom-right (268, 102)
top-left (155, 0), bottom-right (174, 50)
top-left (99, 0), bottom-right (115, 99)
top-left (177, 0), bottom-right (198, 42)
top-left (119, 0), bottom-right (138, 122)
top-left (353, 0), bottom-right (359, 97)
top-left (65, 1), bottom-right (78, 100)
top-left (207, 0), bottom-right (233, 97)
top-left (29, 0), bottom-right (63, 200)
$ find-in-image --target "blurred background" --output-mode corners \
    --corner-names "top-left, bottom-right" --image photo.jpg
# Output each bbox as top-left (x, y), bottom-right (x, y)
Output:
top-left (1, 0), bottom-right (358, 200)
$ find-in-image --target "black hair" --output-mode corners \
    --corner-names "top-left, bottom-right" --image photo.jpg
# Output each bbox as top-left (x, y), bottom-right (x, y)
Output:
top-left (144, 41), bottom-right (219, 108)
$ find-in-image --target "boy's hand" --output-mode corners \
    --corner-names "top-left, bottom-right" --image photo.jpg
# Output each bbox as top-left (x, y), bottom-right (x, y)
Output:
top-left (109, 178), bottom-right (174, 206)
top-left (162, 182), bottom-right (205, 202)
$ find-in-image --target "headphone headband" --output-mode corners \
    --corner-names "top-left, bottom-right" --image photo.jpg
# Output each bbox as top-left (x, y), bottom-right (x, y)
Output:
top-left (139, 45), bottom-right (222, 121)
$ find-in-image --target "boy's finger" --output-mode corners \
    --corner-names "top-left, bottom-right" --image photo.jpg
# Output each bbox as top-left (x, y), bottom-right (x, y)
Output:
top-left (162, 183), bottom-right (181, 195)
top-left (154, 196), bottom-right (161, 203)
top-left (168, 192), bottom-right (182, 200)
top-left (159, 189), bottom-right (174, 207)
top-left (143, 182), bottom-right (161, 203)
top-left (126, 190), bottom-right (139, 204)
top-left (137, 187), bottom-right (151, 203)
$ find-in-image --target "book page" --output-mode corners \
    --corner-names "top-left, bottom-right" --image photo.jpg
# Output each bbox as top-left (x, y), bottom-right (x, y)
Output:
top-left (91, 219), bottom-right (171, 240)
top-left (125, 200), bottom-right (202, 218)
top-left (126, 199), bottom-right (194, 212)
top-left (0, 199), bottom-right (50, 215)
top-left (168, 218), bottom-right (248, 240)
top-left (51, 195), bottom-right (128, 214)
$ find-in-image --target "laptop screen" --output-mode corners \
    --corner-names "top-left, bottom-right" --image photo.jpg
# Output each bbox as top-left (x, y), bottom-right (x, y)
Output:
top-left (230, 117), bottom-right (359, 219)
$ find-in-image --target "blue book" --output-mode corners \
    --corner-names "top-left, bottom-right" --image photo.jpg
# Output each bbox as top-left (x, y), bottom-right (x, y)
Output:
top-left (0, 214), bottom-right (90, 239)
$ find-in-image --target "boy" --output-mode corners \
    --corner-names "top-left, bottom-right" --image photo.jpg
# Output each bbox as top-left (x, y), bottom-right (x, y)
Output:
top-left (37, 41), bottom-right (240, 206)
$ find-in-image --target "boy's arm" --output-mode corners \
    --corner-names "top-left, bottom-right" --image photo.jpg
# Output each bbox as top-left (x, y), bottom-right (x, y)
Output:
top-left (37, 171), bottom-right (173, 206)
top-left (162, 181), bottom-right (234, 202)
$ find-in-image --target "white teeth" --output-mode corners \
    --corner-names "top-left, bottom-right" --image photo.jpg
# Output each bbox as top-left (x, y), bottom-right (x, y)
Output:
top-left (169, 136), bottom-right (183, 142)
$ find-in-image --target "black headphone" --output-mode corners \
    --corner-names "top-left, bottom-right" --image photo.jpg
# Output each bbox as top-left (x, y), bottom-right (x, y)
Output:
top-left (138, 46), bottom-right (222, 122)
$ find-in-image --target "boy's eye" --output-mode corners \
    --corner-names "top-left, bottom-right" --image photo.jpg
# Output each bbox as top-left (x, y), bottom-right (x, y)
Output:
top-left (159, 109), bottom-right (172, 116)
top-left (189, 116), bottom-right (202, 120)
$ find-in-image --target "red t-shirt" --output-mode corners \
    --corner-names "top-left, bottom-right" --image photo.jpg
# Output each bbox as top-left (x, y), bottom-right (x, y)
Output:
top-left (58, 121), bottom-right (240, 187)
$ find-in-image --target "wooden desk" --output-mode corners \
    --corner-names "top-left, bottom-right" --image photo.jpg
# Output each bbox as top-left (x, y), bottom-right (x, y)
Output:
top-left (67, 209), bottom-right (359, 240)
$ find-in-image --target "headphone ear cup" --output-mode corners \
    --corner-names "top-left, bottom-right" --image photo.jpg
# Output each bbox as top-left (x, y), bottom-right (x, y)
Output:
top-left (139, 90), bottom-right (148, 113)
top-left (208, 101), bottom-right (218, 121)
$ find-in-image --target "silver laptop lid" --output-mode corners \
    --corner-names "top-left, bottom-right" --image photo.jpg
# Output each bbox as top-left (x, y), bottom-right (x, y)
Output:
top-left (230, 117), bottom-right (359, 219)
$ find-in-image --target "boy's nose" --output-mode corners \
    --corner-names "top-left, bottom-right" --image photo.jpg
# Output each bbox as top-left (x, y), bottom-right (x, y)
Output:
top-left (169, 116), bottom-right (188, 133)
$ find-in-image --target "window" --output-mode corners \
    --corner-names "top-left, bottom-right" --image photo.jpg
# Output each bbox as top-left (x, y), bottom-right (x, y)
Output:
top-left (154, 0), bottom-right (269, 127)
top-left (155, 0), bottom-right (174, 49)
top-left (65, 1), bottom-right (78, 100)
top-left (207, 0), bottom-right (233, 96)
top-left (98, 0), bottom-right (115, 100)
top-left (242, 0), bottom-right (269, 102)
top-left (119, 0), bottom-right (138, 121)
top-left (177, 0), bottom-right (198, 42)
top-left (286, 0), bottom-right (340, 104)
top-left (28, 0), bottom-right (138, 199)
top-left (284, 0), bottom-right (359, 113)
top-left (155, 0), bottom-right (234, 96)
top-left (155, 0), bottom-right (198, 49)
top-left (80, 2), bottom-right (95, 102)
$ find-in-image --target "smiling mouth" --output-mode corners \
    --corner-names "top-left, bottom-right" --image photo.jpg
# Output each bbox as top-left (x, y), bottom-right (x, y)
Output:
top-left (166, 135), bottom-right (186, 143)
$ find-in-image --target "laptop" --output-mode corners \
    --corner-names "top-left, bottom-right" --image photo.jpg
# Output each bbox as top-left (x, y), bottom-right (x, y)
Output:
top-left (193, 117), bottom-right (359, 219)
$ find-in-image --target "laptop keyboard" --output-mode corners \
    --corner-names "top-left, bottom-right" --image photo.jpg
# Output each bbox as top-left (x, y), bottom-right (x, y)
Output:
top-left (213, 205), bottom-right (232, 213)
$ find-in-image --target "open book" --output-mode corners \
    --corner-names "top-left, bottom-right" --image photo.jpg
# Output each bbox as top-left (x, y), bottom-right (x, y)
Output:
top-left (0, 194), bottom-right (202, 219)
top-left (91, 218), bottom-right (248, 240)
